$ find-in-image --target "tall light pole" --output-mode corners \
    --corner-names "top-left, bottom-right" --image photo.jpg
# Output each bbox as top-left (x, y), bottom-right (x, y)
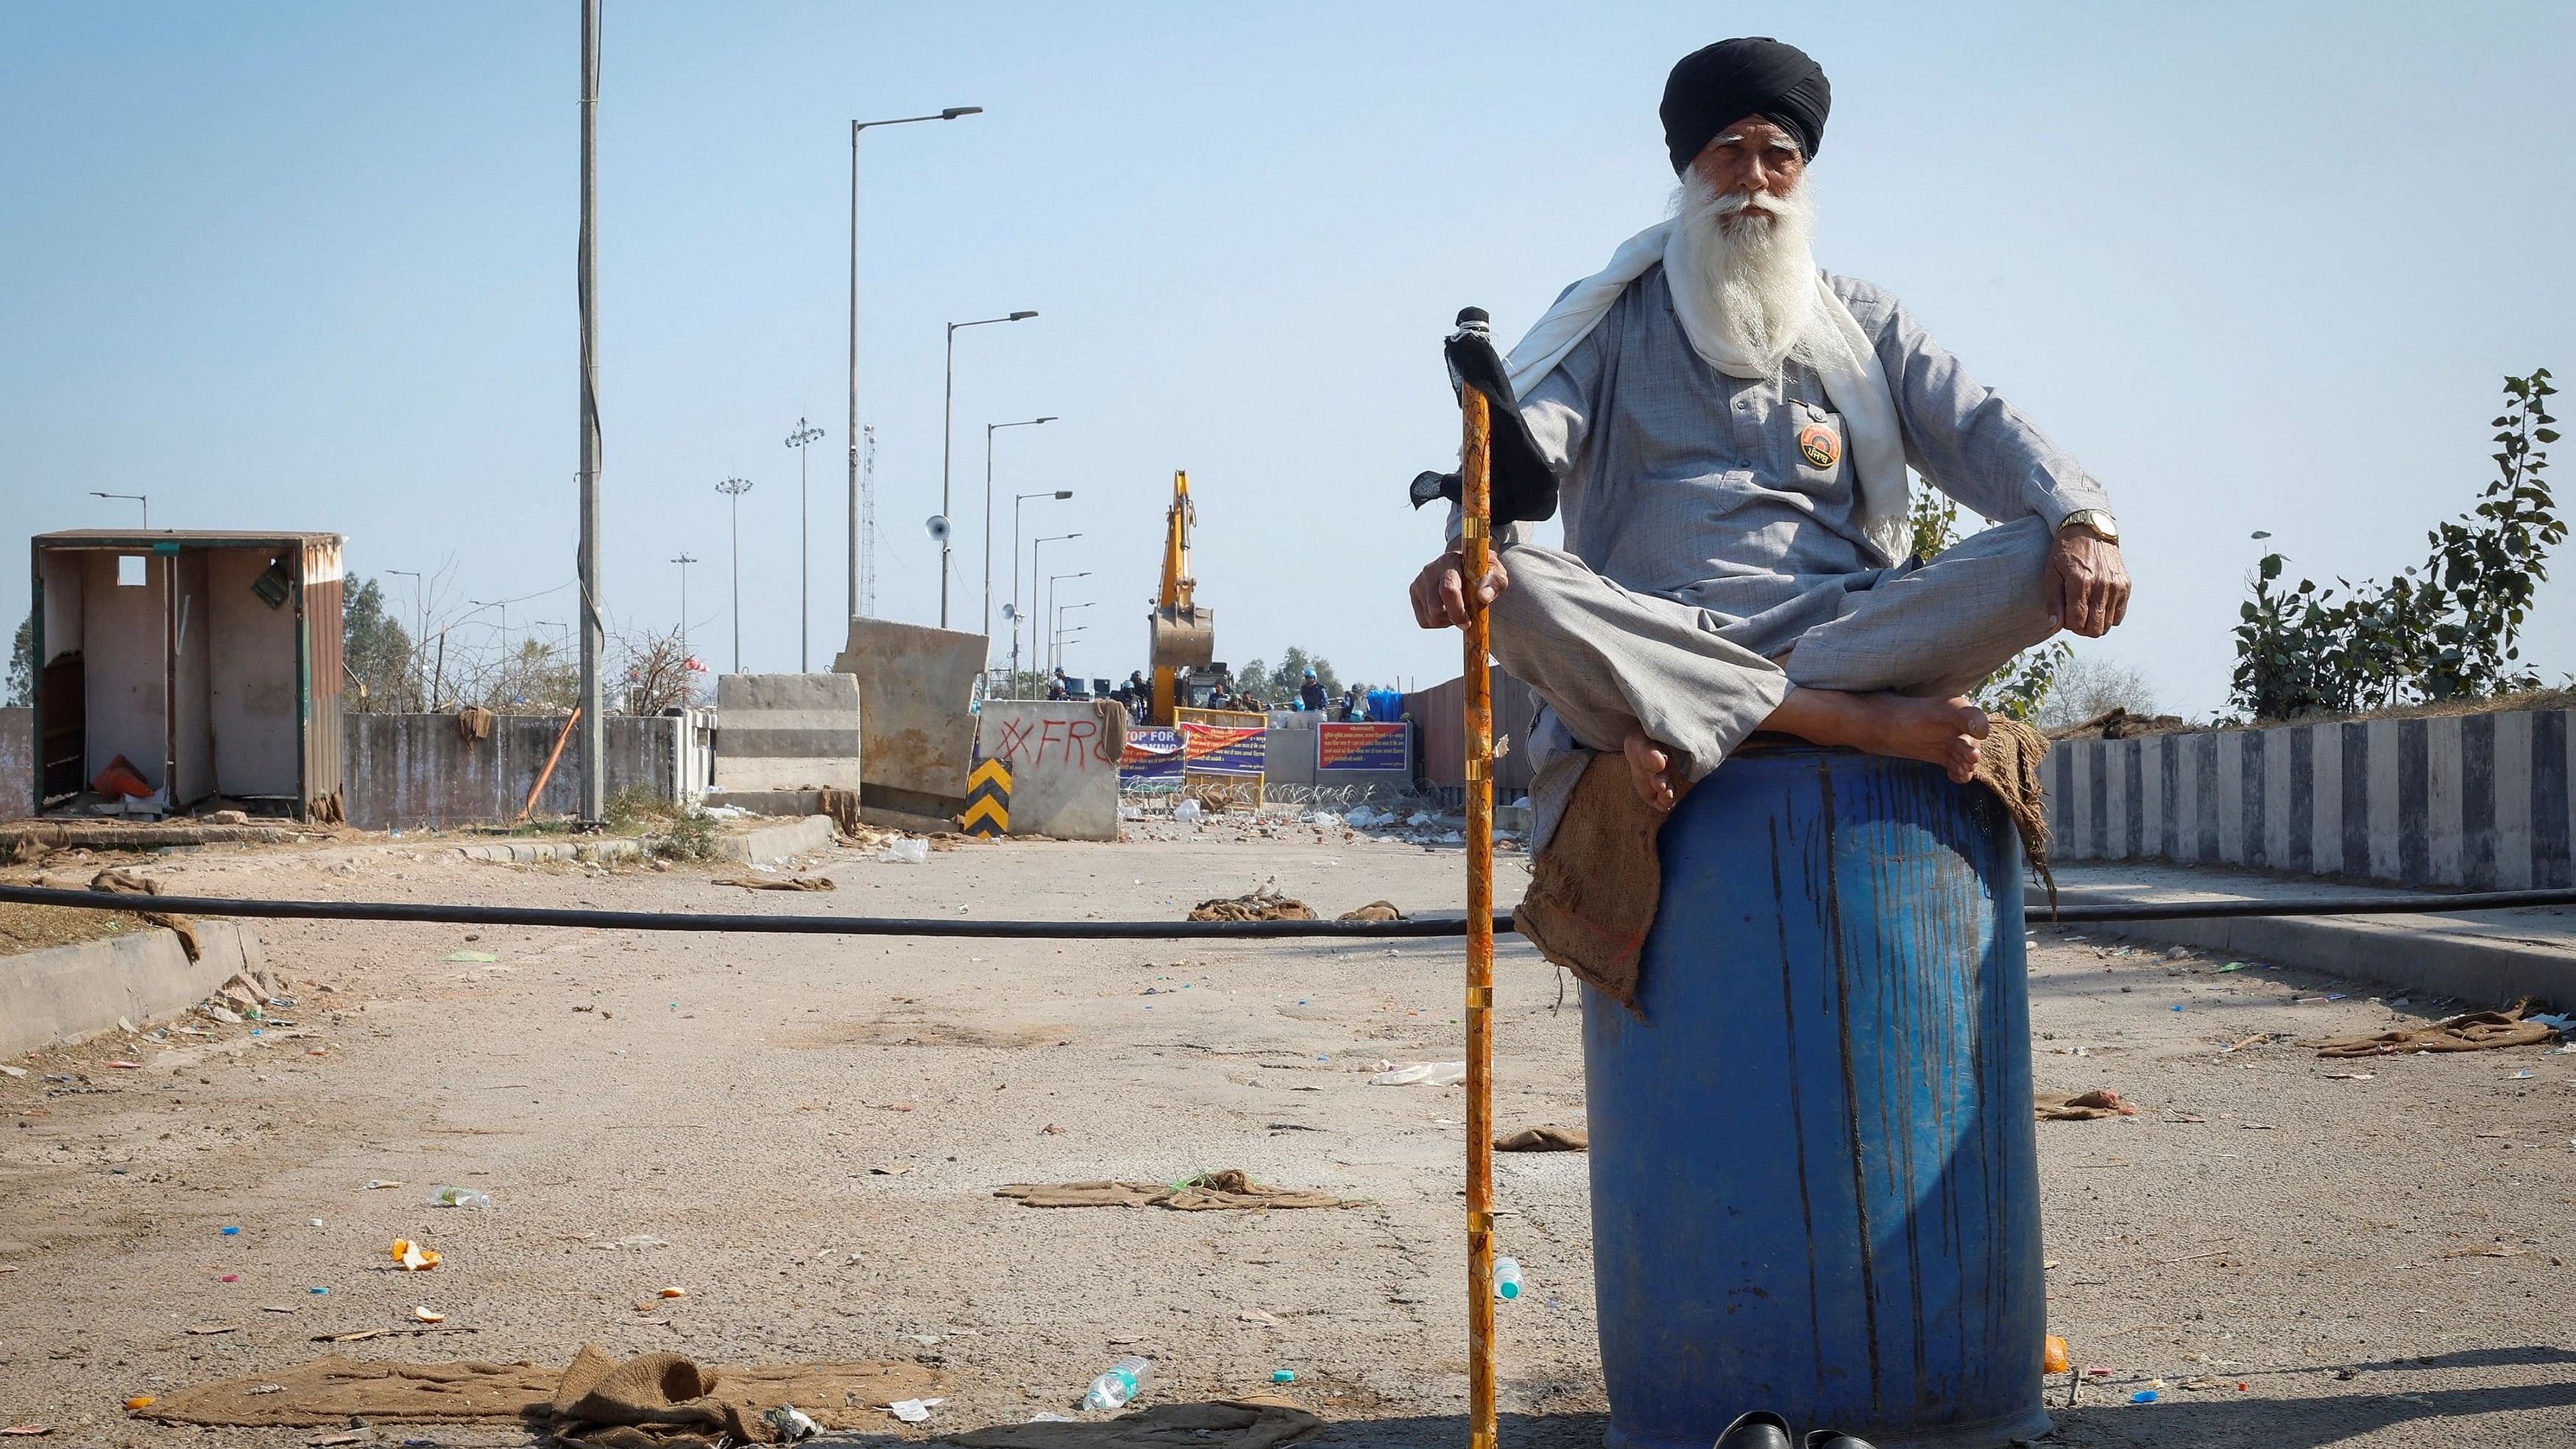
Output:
top-left (983, 416), bottom-right (1055, 665)
top-left (388, 569), bottom-right (425, 708)
top-left (783, 418), bottom-right (825, 669)
top-left (1053, 622), bottom-right (1091, 676)
top-left (715, 478), bottom-right (753, 673)
top-left (940, 311), bottom-right (1038, 627)
top-left (670, 553), bottom-right (698, 691)
top-left (574, 0), bottom-right (606, 826)
top-left (1044, 570), bottom-right (1089, 674)
top-left (91, 491), bottom-right (149, 528)
top-left (1055, 599), bottom-right (1096, 676)
top-left (1011, 491), bottom-right (1072, 690)
top-left (1030, 536), bottom-right (1079, 685)
top-left (850, 106), bottom-right (983, 627)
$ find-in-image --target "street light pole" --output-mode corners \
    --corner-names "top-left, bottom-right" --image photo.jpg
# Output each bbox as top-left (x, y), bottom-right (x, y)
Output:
top-left (783, 418), bottom-right (825, 670)
top-left (716, 478), bottom-right (753, 673)
top-left (940, 311), bottom-right (1038, 628)
top-left (1011, 491), bottom-right (1072, 692)
top-left (983, 417), bottom-right (1055, 668)
top-left (1055, 599), bottom-right (1096, 676)
top-left (91, 492), bottom-right (149, 528)
top-left (1030, 537), bottom-right (1079, 685)
top-left (850, 106), bottom-right (982, 628)
top-left (575, 0), bottom-right (606, 826)
top-left (670, 553), bottom-right (698, 696)
top-left (1044, 570), bottom-right (1089, 675)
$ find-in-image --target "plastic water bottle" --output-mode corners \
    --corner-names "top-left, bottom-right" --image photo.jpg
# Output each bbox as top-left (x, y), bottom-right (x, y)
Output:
top-left (427, 1186), bottom-right (493, 1210)
top-left (1493, 1258), bottom-right (1524, 1300)
top-left (1083, 1356), bottom-right (1153, 1411)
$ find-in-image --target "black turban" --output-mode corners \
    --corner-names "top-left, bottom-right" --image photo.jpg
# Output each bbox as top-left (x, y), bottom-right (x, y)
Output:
top-left (1660, 38), bottom-right (1830, 174)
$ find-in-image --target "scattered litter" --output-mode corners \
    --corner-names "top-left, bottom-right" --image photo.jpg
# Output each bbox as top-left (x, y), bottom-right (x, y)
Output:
top-left (1085, 1356), bottom-right (1153, 1411)
top-left (425, 1187), bottom-right (492, 1210)
top-left (444, 951), bottom-right (498, 963)
top-left (185, 1325), bottom-right (239, 1336)
top-left (1273, 1370), bottom-right (1297, 1384)
top-left (219, 1275), bottom-right (238, 1283)
top-left (997, 1170), bottom-right (1353, 1211)
top-left (2513, 1068), bottom-right (2536, 1080)
top-left (880, 839), bottom-right (930, 865)
top-left (1494, 1124), bottom-right (1588, 1152)
top-left (2036, 1090), bottom-right (2135, 1121)
top-left (762, 1405), bottom-right (819, 1442)
top-left (364, 1180), bottom-right (403, 1191)
top-left (1237, 1308), bottom-right (1279, 1326)
top-left (2215, 962), bottom-right (2245, 972)
top-left (713, 876), bottom-right (836, 892)
top-left (412, 1306), bottom-right (445, 1324)
top-left (2131, 1390), bottom-right (2159, 1403)
top-left (1175, 798), bottom-right (1205, 823)
top-left (2043, 1336), bottom-right (2070, 1374)
top-left (106, 1058), bottom-right (143, 1069)
top-left (1, 1428), bottom-right (54, 1437)
top-left (122, 1398), bottom-right (156, 1411)
top-left (2325, 1071), bottom-right (2376, 1081)
top-left (887, 1398), bottom-right (944, 1424)
top-left (1494, 1257), bottom-right (1525, 1300)
top-left (0, 1064), bottom-right (24, 1078)
top-left (222, 1226), bottom-right (241, 1236)
top-left (659, 1287), bottom-right (685, 1299)
top-left (390, 1239), bottom-right (441, 1271)
top-left (2307, 999), bottom-right (2561, 1056)
top-left (1372, 1061), bottom-right (1466, 1087)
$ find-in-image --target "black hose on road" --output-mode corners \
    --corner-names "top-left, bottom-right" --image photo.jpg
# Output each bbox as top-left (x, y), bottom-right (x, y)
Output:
top-left (3, 883), bottom-right (2572, 940)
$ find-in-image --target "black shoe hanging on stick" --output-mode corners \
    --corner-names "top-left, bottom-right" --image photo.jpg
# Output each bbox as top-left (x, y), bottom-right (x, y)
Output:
top-left (1802, 1431), bottom-right (1880, 1449)
top-left (1408, 307), bottom-right (1561, 525)
top-left (1712, 1410), bottom-right (1793, 1449)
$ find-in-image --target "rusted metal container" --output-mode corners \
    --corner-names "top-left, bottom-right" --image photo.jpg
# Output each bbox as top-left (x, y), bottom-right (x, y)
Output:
top-left (29, 530), bottom-right (347, 821)
top-left (1582, 745), bottom-right (2047, 1449)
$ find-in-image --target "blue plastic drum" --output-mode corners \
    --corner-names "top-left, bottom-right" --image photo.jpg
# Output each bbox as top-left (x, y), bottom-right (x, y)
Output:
top-left (1581, 746), bottom-right (2048, 1449)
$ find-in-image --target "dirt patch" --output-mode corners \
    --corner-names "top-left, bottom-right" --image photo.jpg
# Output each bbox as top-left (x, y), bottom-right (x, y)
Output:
top-left (0, 899), bottom-right (135, 954)
top-left (782, 1017), bottom-right (1070, 1049)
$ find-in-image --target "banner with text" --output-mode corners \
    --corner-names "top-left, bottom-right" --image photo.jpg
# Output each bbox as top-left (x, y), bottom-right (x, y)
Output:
top-left (1317, 722), bottom-right (1410, 772)
top-left (1180, 722), bottom-right (1267, 778)
top-left (1119, 727), bottom-right (1185, 786)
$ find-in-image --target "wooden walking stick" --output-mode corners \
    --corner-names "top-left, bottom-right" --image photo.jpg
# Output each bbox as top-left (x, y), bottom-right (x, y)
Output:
top-left (1455, 315), bottom-right (1500, 1449)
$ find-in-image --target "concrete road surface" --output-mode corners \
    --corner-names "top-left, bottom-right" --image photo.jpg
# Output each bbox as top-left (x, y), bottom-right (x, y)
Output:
top-left (1, 822), bottom-right (2569, 1447)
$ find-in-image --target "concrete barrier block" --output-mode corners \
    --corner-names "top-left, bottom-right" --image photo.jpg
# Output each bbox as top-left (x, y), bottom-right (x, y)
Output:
top-left (976, 703), bottom-right (1121, 841)
top-left (715, 674), bottom-right (863, 793)
top-left (831, 617), bottom-right (985, 816)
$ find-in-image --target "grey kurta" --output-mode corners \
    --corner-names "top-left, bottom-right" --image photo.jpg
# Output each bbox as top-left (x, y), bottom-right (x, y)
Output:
top-left (1476, 264), bottom-right (2114, 849)
top-left (1508, 263), bottom-right (2109, 657)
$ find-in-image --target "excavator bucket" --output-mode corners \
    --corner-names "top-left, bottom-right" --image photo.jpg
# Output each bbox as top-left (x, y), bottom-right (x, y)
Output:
top-left (1149, 603), bottom-right (1216, 668)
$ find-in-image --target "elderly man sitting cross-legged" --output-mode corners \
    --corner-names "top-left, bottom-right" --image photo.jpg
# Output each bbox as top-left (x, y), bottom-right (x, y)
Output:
top-left (1409, 38), bottom-right (2131, 989)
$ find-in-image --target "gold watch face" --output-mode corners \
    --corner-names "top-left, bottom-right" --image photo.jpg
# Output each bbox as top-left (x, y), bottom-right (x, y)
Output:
top-left (2064, 511), bottom-right (2117, 542)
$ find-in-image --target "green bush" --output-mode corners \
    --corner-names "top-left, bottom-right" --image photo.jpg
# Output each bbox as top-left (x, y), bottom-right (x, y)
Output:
top-left (2233, 369), bottom-right (2561, 720)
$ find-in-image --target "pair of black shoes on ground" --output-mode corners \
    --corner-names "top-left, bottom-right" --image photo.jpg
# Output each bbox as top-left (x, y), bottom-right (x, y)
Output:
top-left (1716, 1409), bottom-right (1876, 1449)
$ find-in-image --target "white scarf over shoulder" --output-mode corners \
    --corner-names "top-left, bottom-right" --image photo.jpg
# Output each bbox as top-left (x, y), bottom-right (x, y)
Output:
top-left (1504, 219), bottom-right (1911, 566)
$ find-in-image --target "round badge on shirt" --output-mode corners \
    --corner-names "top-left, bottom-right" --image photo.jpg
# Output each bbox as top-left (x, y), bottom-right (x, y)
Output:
top-left (1797, 420), bottom-right (1841, 470)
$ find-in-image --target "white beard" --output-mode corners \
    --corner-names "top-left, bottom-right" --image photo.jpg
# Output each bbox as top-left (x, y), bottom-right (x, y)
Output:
top-left (1667, 169), bottom-right (1825, 374)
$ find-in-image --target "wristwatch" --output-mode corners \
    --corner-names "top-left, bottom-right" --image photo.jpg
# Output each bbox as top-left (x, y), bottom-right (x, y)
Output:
top-left (2058, 509), bottom-right (2119, 543)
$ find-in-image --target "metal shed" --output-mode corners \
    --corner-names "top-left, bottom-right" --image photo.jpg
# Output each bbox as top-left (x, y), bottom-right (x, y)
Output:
top-left (29, 530), bottom-right (345, 821)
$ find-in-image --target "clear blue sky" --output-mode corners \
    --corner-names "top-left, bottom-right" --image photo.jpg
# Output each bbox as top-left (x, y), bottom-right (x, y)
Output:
top-left (5, 2), bottom-right (2572, 714)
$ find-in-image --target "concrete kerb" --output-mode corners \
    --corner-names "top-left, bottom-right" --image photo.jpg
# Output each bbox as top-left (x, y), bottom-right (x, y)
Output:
top-left (1, 919), bottom-right (266, 1058)
top-left (2052, 865), bottom-right (2575, 1010)
top-left (456, 838), bottom-right (648, 865)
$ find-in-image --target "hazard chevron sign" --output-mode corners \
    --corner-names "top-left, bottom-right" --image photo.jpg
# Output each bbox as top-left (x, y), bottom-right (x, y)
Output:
top-left (961, 757), bottom-right (1011, 837)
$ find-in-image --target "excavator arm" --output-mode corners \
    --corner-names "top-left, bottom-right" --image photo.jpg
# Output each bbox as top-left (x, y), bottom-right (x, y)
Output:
top-left (1147, 470), bottom-right (1214, 724)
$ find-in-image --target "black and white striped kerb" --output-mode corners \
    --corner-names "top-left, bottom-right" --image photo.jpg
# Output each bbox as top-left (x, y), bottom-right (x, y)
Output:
top-left (2046, 707), bottom-right (2575, 890)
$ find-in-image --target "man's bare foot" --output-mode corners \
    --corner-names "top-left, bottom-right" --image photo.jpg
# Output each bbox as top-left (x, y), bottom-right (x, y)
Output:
top-left (1763, 688), bottom-right (1990, 784)
top-left (1622, 729), bottom-right (1680, 812)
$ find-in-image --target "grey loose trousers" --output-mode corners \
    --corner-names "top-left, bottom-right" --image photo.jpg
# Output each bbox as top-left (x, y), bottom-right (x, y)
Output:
top-left (1490, 514), bottom-right (2061, 851)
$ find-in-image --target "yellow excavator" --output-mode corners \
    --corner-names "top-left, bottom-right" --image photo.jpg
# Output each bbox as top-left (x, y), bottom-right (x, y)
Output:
top-left (1147, 470), bottom-right (1216, 724)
